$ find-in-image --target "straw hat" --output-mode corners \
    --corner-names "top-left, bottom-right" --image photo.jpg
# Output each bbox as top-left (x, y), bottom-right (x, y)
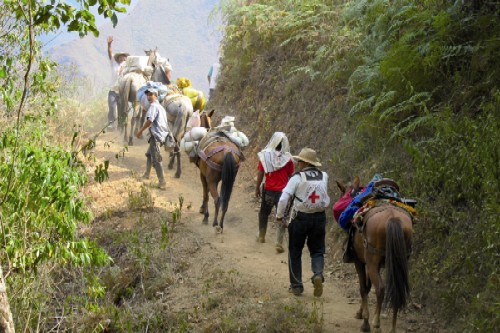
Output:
top-left (113, 52), bottom-right (130, 62)
top-left (293, 147), bottom-right (322, 167)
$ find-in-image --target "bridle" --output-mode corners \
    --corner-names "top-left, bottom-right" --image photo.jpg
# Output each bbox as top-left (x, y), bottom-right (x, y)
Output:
top-left (199, 110), bottom-right (212, 130)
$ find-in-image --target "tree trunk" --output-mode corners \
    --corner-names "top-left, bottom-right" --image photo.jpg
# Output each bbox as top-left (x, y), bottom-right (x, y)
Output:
top-left (0, 266), bottom-right (14, 333)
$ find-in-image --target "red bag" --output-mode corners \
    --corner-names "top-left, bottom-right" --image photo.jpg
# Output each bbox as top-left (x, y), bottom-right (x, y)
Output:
top-left (333, 189), bottom-right (354, 222)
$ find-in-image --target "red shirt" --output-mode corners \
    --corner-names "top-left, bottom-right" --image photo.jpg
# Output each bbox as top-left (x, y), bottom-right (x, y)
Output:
top-left (258, 160), bottom-right (295, 192)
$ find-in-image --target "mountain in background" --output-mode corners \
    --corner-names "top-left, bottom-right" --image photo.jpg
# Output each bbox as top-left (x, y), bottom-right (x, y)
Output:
top-left (46, 0), bottom-right (222, 96)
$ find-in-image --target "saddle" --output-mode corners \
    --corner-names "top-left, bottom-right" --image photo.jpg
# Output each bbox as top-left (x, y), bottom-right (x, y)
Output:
top-left (353, 178), bottom-right (417, 228)
top-left (192, 131), bottom-right (246, 170)
top-left (360, 178), bottom-right (412, 204)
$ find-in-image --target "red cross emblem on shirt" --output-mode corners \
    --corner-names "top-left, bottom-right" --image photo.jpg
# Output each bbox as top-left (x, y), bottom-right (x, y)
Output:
top-left (309, 191), bottom-right (320, 203)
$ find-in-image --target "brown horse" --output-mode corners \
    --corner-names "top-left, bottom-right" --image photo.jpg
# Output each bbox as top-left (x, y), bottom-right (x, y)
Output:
top-left (191, 111), bottom-right (243, 232)
top-left (351, 202), bottom-right (413, 333)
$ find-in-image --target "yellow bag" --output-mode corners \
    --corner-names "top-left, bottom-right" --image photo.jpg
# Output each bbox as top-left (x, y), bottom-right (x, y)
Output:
top-left (182, 86), bottom-right (206, 111)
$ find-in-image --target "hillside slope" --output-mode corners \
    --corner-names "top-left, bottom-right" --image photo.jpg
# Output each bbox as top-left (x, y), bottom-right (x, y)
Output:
top-left (47, 0), bottom-right (221, 95)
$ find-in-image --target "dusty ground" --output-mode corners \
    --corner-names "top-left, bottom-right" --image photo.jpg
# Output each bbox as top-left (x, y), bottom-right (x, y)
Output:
top-left (82, 129), bottom-right (446, 332)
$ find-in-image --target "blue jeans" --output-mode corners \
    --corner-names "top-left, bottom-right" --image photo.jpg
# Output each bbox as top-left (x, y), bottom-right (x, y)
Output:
top-left (107, 90), bottom-right (122, 126)
top-left (287, 211), bottom-right (326, 291)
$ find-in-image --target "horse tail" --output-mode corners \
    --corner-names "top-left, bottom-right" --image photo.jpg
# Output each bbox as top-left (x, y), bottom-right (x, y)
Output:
top-left (220, 152), bottom-right (237, 212)
top-left (384, 217), bottom-right (410, 311)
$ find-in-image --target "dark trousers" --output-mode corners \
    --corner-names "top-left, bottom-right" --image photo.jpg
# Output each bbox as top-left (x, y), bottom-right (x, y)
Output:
top-left (258, 189), bottom-right (282, 232)
top-left (144, 135), bottom-right (165, 183)
top-left (288, 211), bottom-right (326, 290)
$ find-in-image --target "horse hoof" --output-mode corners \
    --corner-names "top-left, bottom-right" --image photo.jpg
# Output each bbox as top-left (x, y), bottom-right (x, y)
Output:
top-left (199, 207), bottom-right (204, 214)
top-left (355, 311), bottom-right (363, 320)
top-left (174, 173), bottom-right (181, 178)
top-left (361, 322), bottom-right (370, 332)
top-left (214, 225), bottom-right (222, 234)
top-left (202, 218), bottom-right (208, 225)
top-left (167, 164), bottom-right (174, 170)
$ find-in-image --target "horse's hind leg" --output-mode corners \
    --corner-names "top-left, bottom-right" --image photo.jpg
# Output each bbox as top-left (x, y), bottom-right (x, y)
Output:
top-left (128, 104), bottom-right (138, 146)
top-left (207, 181), bottom-right (221, 231)
top-left (366, 254), bottom-right (384, 333)
top-left (354, 260), bottom-right (371, 332)
top-left (123, 116), bottom-right (129, 144)
top-left (175, 148), bottom-right (181, 178)
top-left (199, 173), bottom-right (209, 224)
top-left (390, 308), bottom-right (398, 333)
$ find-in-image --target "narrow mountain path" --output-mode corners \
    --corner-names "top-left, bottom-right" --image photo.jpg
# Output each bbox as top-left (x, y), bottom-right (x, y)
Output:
top-left (91, 130), bottom-right (426, 332)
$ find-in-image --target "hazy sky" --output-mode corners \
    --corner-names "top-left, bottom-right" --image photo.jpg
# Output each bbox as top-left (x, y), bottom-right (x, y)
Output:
top-left (40, 0), bottom-right (141, 49)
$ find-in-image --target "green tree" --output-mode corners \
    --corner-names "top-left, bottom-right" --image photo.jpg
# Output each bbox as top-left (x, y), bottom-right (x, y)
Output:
top-left (0, 0), bottom-right (131, 330)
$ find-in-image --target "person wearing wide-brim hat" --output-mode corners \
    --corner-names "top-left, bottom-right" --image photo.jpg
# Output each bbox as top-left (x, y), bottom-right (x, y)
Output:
top-left (113, 52), bottom-right (130, 63)
top-left (275, 147), bottom-right (330, 298)
top-left (106, 36), bottom-right (129, 130)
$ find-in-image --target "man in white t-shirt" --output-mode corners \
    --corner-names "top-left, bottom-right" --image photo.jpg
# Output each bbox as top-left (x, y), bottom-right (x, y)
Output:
top-left (207, 60), bottom-right (220, 101)
top-left (276, 148), bottom-right (330, 298)
top-left (107, 36), bottom-right (129, 130)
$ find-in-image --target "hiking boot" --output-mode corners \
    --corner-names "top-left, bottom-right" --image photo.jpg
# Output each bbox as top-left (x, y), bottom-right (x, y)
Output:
top-left (312, 275), bottom-right (323, 297)
top-left (288, 287), bottom-right (303, 296)
top-left (256, 229), bottom-right (266, 243)
top-left (275, 244), bottom-right (284, 254)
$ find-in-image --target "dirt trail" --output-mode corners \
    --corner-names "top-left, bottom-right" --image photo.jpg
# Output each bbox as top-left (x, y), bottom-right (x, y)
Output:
top-left (91, 130), bottom-right (415, 332)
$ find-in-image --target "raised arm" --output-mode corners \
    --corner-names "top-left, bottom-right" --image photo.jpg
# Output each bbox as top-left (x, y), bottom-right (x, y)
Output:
top-left (107, 36), bottom-right (113, 61)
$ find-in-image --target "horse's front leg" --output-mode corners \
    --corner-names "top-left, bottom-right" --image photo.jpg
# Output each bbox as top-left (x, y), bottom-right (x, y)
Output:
top-left (168, 151), bottom-right (175, 170)
top-left (199, 172), bottom-right (209, 224)
top-left (354, 259), bottom-right (371, 332)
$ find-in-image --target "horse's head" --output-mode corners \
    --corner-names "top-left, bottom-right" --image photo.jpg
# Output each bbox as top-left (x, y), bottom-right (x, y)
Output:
top-left (200, 109), bottom-right (215, 130)
top-left (145, 47), bottom-right (159, 66)
top-left (337, 176), bottom-right (363, 197)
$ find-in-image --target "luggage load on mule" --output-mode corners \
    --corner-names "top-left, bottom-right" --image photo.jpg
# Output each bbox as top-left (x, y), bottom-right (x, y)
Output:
top-left (138, 81), bottom-right (171, 108)
top-left (121, 56), bottom-right (154, 76)
top-left (212, 116), bottom-right (250, 149)
top-left (176, 77), bottom-right (206, 112)
top-left (333, 174), bottom-right (417, 263)
top-left (337, 174), bottom-right (417, 231)
top-left (180, 114), bottom-right (250, 157)
top-left (179, 110), bottom-right (206, 157)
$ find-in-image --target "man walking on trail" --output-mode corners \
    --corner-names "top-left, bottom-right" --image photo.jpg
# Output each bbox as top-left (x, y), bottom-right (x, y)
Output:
top-left (107, 36), bottom-right (129, 130)
top-left (207, 60), bottom-right (220, 101)
top-left (136, 88), bottom-right (169, 190)
top-left (255, 132), bottom-right (294, 254)
top-left (276, 148), bottom-right (330, 297)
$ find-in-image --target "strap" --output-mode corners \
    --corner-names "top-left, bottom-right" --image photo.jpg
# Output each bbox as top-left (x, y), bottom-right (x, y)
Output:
top-left (198, 145), bottom-right (241, 172)
top-left (162, 94), bottom-right (184, 110)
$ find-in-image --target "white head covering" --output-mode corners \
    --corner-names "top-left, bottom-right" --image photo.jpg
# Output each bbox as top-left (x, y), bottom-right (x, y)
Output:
top-left (257, 132), bottom-right (292, 173)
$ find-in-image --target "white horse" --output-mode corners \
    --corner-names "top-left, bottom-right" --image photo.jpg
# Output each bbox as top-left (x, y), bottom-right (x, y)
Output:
top-left (139, 88), bottom-right (193, 178)
top-left (118, 72), bottom-right (147, 145)
top-left (118, 48), bottom-right (172, 146)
